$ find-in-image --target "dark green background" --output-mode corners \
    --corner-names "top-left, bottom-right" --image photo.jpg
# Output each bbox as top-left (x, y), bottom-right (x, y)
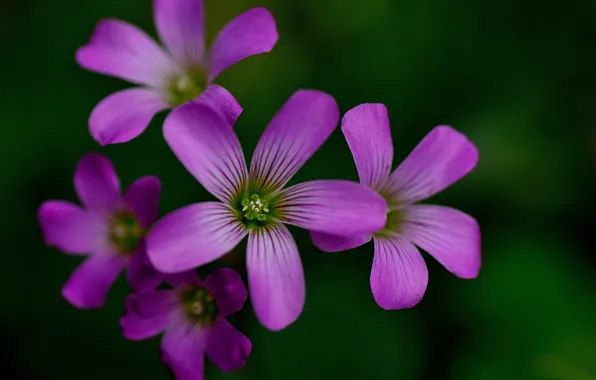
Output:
top-left (2, 0), bottom-right (595, 379)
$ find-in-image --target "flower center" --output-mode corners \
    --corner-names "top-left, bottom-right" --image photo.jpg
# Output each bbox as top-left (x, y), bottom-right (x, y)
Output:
top-left (373, 209), bottom-right (404, 238)
top-left (108, 211), bottom-right (142, 255)
top-left (179, 285), bottom-right (218, 326)
top-left (241, 193), bottom-right (270, 222)
top-left (165, 66), bottom-right (207, 107)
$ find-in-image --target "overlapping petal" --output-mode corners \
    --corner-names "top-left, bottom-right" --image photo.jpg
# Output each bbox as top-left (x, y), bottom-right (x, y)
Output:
top-left (163, 102), bottom-right (247, 203)
top-left (161, 322), bottom-right (208, 380)
top-left (342, 103), bottom-right (394, 189)
top-left (386, 126), bottom-right (479, 204)
top-left (126, 246), bottom-right (162, 293)
top-left (74, 153), bottom-right (121, 212)
top-left (193, 84), bottom-right (243, 127)
top-left (38, 201), bottom-right (97, 254)
top-left (309, 231), bottom-right (371, 253)
top-left (147, 202), bottom-right (247, 273)
top-left (204, 268), bottom-right (247, 318)
top-left (249, 90), bottom-right (339, 193)
top-left (276, 180), bottom-right (387, 236)
top-left (206, 320), bottom-right (252, 371)
top-left (247, 224), bottom-right (305, 331)
top-left (121, 290), bottom-right (175, 340)
top-left (124, 176), bottom-right (161, 228)
top-left (208, 7), bottom-right (278, 82)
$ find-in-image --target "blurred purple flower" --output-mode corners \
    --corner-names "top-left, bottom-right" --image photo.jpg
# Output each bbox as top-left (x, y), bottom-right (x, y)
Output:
top-left (311, 104), bottom-right (481, 310)
top-left (146, 90), bottom-right (388, 330)
top-left (121, 268), bottom-right (251, 380)
top-left (38, 153), bottom-right (161, 308)
top-left (77, 0), bottom-right (278, 145)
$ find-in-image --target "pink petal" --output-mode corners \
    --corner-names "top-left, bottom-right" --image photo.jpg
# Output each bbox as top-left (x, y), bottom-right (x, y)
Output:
top-left (89, 88), bottom-right (169, 146)
top-left (126, 245), bottom-right (162, 293)
top-left (386, 126), bottom-right (479, 204)
top-left (208, 7), bottom-right (278, 82)
top-left (249, 90), bottom-right (339, 193)
top-left (163, 102), bottom-right (248, 204)
top-left (402, 205), bottom-right (481, 279)
top-left (62, 253), bottom-right (125, 309)
top-left (309, 231), bottom-right (371, 253)
top-left (124, 176), bottom-right (161, 228)
top-left (161, 322), bottom-right (208, 380)
top-left (163, 270), bottom-right (202, 288)
top-left (76, 19), bottom-right (177, 87)
top-left (206, 320), bottom-right (252, 372)
top-left (204, 268), bottom-right (247, 318)
top-left (74, 153), bottom-right (121, 213)
top-left (38, 201), bottom-right (97, 254)
top-left (121, 290), bottom-right (176, 340)
top-left (247, 224), bottom-right (305, 331)
top-left (154, 0), bottom-right (205, 67)
top-left (147, 202), bottom-right (247, 273)
top-left (276, 180), bottom-right (387, 236)
top-left (193, 84), bottom-right (242, 127)
top-left (342, 103), bottom-right (394, 189)
top-left (371, 237), bottom-right (428, 310)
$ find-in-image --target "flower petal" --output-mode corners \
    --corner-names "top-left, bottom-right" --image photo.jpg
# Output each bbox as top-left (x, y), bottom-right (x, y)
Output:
top-left (163, 102), bottom-right (248, 203)
top-left (76, 19), bottom-right (177, 87)
top-left (124, 175), bottom-right (161, 228)
top-left (154, 0), bottom-right (205, 67)
top-left (206, 320), bottom-right (252, 372)
top-left (204, 268), bottom-right (247, 318)
top-left (247, 224), bottom-right (305, 331)
top-left (342, 103), bottom-right (393, 189)
top-left (387, 126), bottom-right (479, 204)
top-left (74, 153), bottom-right (121, 212)
top-left (62, 253), bottom-right (125, 309)
top-left (208, 7), bottom-right (278, 82)
top-left (276, 180), bottom-right (387, 236)
top-left (249, 90), bottom-right (339, 193)
top-left (38, 201), bottom-right (97, 254)
top-left (309, 231), bottom-right (371, 253)
top-left (147, 202), bottom-right (247, 273)
top-left (402, 205), bottom-right (481, 279)
top-left (89, 88), bottom-right (169, 146)
top-left (121, 290), bottom-right (176, 340)
top-left (371, 237), bottom-right (428, 310)
top-left (126, 245), bottom-right (162, 293)
top-left (161, 322), bottom-right (208, 380)
top-left (193, 84), bottom-right (242, 127)
top-left (163, 270), bottom-right (202, 288)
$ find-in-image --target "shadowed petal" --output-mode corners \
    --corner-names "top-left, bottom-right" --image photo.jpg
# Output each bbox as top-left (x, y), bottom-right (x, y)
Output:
top-left (89, 88), bottom-right (169, 146)
top-left (154, 0), bottom-right (205, 67)
top-left (249, 90), bottom-right (339, 193)
top-left (127, 245), bottom-right (162, 293)
top-left (387, 126), bottom-right (478, 204)
top-left (76, 19), bottom-right (177, 87)
top-left (206, 320), bottom-right (252, 371)
top-left (247, 224), bottom-right (304, 331)
top-left (147, 202), bottom-right (247, 273)
top-left (342, 103), bottom-right (393, 189)
top-left (163, 270), bottom-right (202, 288)
top-left (193, 84), bottom-right (242, 127)
top-left (121, 290), bottom-right (176, 340)
top-left (74, 153), bottom-right (121, 213)
top-left (204, 268), bottom-right (247, 318)
top-left (161, 322), bottom-right (208, 380)
top-left (62, 253), bottom-right (125, 309)
top-left (124, 176), bottom-right (162, 228)
top-left (277, 180), bottom-right (387, 236)
top-left (38, 201), bottom-right (97, 254)
top-left (402, 205), bottom-right (481, 279)
top-left (371, 237), bottom-right (428, 310)
top-left (310, 231), bottom-right (371, 253)
top-left (208, 7), bottom-right (278, 82)
top-left (163, 102), bottom-right (248, 203)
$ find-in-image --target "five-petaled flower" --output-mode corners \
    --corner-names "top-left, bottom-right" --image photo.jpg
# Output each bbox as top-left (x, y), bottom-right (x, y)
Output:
top-left (121, 268), bottom-right (251, 380)
top-left (146, 90), bottom-right (388, 330)
top-left (38, 153), bottom-right (162, 308)
top-left (311, 104), bottom-right (481, 310)
top-left (77, 0), bottom-right (278, 146)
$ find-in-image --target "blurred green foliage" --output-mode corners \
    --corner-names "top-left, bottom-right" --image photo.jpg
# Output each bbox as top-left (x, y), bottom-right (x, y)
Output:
top-left (1, 0), bottom-right (594, 379)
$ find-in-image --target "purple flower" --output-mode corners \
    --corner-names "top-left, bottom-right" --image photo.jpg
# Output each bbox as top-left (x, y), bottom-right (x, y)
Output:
top-left (146, 90), bottom-right (388, 330)
top-left (311, 104), bottom-right (481, 310)
top-left (121, 268), bottom-right (251, 380)
top-left (38, 153), bottom-right (162, 308)
top-left (77, 0), bottom-right (278, 146)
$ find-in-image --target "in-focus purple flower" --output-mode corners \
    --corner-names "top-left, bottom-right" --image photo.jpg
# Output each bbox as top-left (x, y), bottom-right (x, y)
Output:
top-left (121, 268), bottom-right (251, 380)
top-left (146, 90), bottom-right (388, 330)
top-left (77, 0), bottom-right (278, 146)
top-left (311, 104), bottom-right (481, 310)
top-left (38, 153), bottom-right (162, 308)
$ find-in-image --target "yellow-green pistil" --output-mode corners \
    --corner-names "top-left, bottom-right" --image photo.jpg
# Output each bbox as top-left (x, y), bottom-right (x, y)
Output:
top-left (165, 67), bottom-right (207, 107)
top-left (241, 193), bottom-right (270, 222)
top-left (109, 211), bottom-right (142, 254)
top-left (179, 285), bottom-right (218, 326)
